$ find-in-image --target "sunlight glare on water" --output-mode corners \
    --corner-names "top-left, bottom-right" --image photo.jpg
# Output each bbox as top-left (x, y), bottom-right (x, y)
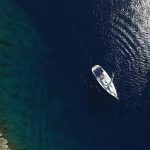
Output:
top-left (103, 0), bottom-right (150, 105)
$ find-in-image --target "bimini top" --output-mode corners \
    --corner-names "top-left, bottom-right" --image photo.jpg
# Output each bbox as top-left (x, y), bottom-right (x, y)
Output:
top-left (92, 65), bottom-right (119, 100)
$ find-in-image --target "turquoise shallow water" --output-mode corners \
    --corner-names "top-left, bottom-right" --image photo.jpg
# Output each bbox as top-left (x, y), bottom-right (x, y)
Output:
top-left (0, 0), bottom-right (56, 148)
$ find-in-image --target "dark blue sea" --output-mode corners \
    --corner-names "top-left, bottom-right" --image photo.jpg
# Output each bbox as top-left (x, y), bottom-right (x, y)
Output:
top-left (2, 0), bottom-right (150, 149)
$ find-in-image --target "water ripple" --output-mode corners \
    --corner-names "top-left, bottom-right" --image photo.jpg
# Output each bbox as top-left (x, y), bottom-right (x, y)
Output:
top-left (104, 0), bottom-right (150, 102)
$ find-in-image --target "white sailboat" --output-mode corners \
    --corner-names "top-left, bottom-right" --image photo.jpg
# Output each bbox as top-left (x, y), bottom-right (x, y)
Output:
top-left (92, 65), bottom-right (119, 100)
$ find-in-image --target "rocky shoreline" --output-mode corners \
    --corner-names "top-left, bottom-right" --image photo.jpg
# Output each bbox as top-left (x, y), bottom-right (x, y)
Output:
top-left (0, 133), bottom-right (10, 150)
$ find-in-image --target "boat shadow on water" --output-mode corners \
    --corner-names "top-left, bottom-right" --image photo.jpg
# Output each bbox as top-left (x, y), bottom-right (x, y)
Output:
top-left (81, 74), bottom-right (119, 115)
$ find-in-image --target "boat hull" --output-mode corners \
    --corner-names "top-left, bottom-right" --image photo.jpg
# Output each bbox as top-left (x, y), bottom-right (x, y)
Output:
top-left (92, 65), bottom-right (119, 100)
